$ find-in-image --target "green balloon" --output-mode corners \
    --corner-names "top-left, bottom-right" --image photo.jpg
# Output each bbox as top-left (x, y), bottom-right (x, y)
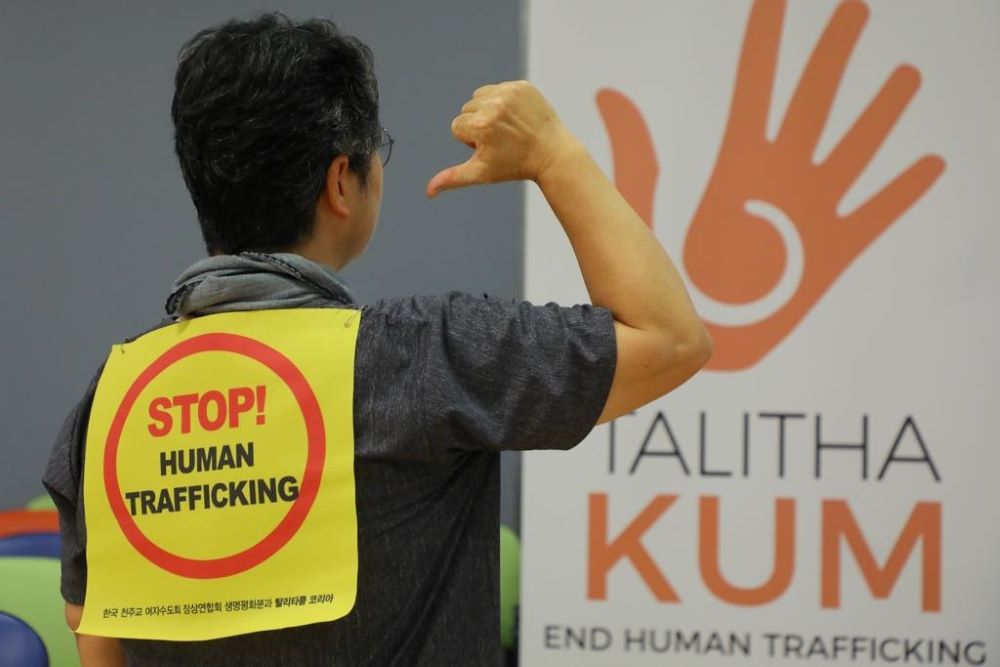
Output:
top-left (0, 557), bottom-right (80, 667)
top-left (25, 494), bottom-right (56, 511)
top-left (499, 524), bottom-right (521, 651)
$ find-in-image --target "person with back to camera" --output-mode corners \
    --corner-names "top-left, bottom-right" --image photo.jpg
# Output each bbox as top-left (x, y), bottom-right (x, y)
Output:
top-left (42, 12), bottom-right (712, 667)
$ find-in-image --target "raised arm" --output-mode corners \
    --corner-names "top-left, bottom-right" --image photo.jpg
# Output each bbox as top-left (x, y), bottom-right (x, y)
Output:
top-left (427, 81), bottom-right (712, 422)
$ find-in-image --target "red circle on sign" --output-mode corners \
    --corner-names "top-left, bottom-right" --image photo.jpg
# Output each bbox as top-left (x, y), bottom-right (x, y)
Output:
top-left (103, 333), bottom-right (325, 579)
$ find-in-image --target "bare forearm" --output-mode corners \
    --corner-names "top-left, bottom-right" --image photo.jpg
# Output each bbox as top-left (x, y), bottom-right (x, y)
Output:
top-left (536, 134), bottom-right (708, 350)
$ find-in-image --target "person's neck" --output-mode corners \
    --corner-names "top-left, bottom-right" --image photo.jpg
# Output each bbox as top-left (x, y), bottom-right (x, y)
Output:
top-left (288, 234), bottom-right (353, 272)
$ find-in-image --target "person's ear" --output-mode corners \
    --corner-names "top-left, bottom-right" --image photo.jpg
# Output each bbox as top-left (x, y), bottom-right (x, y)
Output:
top-left (323, 155), bottom-right (352, 218)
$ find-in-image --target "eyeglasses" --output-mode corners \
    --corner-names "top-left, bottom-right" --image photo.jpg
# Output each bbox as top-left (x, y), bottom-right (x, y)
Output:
top-left (377, 127), bottom-right (394, 167)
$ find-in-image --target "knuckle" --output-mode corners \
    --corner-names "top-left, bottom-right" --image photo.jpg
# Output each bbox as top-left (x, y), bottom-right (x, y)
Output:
top-left (451, 116), bottom-right (470, 138)
top-left (481, 98), bottom-right (502, 114)
top-left (509, 80), bottom-right (530, 95)
top-left (473, 83), bottom-right (497, 97)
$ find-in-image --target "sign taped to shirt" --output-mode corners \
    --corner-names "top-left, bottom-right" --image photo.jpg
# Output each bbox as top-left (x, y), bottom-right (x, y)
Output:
top-left (78, 309), bottom-right (360, 640)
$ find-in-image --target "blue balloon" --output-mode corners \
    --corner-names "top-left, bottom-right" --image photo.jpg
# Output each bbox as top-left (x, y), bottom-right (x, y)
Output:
top-left (0, 612), bottom-right (48, 667)
top-left (0, 533), bottom-right (60, 559)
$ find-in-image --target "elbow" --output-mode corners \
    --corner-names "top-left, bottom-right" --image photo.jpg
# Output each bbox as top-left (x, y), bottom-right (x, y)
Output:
top-left (673, 322), bottom-right (713, 373)
top-left (658, 323), bottom-right (713, 389)
top-left (599, 320), bottom-right (713, 422)
top-left (693, 324), bottom-right (714, 368)
top-left (65, 603), bottom-right (83, 632)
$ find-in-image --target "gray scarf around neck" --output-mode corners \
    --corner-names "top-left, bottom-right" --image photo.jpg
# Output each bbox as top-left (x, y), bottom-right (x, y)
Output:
top-left (165, 252), bottom-right (359, 318)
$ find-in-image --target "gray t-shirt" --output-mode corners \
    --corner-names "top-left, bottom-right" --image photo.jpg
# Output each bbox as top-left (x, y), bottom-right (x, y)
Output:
top-left (42, 253), bottom-right (616, 666)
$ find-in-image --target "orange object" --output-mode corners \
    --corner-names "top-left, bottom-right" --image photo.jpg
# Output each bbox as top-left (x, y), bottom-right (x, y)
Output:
top-left (597, 0), bottom-right (945, 370)
top-left (0, 510), bottom-right (59, 539)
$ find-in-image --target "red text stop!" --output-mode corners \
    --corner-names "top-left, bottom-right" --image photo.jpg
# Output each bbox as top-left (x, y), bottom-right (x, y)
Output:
top-left (147, 385), bottom-right (267, 437)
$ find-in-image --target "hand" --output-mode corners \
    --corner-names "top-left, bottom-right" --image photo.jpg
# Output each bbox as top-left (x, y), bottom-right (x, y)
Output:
top-left (427, 81), bottom-right (577, 198)
top-left (598, 0), bottom-right (945, 370)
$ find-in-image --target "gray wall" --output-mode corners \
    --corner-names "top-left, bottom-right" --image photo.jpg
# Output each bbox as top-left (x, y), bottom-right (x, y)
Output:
top-left (0, 1), bottom-right (523, 526)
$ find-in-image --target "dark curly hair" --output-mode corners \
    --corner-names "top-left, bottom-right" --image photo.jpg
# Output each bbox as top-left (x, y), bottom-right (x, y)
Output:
top-left (171, 13), bottom-right (381, 255)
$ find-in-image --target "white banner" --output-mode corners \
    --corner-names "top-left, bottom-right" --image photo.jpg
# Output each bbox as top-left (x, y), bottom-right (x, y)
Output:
top-left (521, 1), bottom-right (999, 665)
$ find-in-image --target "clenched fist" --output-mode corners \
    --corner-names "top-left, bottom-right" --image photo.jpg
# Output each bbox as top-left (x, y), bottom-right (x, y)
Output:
top-left (426, 81), bottom-right (579, 198)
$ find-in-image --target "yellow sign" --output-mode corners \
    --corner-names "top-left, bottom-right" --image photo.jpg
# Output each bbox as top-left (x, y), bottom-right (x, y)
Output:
top-left (78, 309), bottom-right (360, 640)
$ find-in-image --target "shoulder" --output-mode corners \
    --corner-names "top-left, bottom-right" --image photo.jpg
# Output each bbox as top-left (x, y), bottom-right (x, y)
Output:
top-left (360, 292), bottom-right (616, 366)
top-left (363, 291), bottom-right (613, 335)
top-left (367, 293), bottom-right (616, 453)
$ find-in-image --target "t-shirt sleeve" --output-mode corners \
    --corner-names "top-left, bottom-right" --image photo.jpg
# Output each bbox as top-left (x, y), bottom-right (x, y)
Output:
top-left (421, 292), bottom-right (616, 453)
top-left (41, 371), bottom-right (101, 605)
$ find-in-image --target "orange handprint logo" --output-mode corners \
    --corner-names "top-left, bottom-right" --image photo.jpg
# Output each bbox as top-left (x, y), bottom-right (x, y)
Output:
top-left (598, 0), bottom-right (945, 370)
